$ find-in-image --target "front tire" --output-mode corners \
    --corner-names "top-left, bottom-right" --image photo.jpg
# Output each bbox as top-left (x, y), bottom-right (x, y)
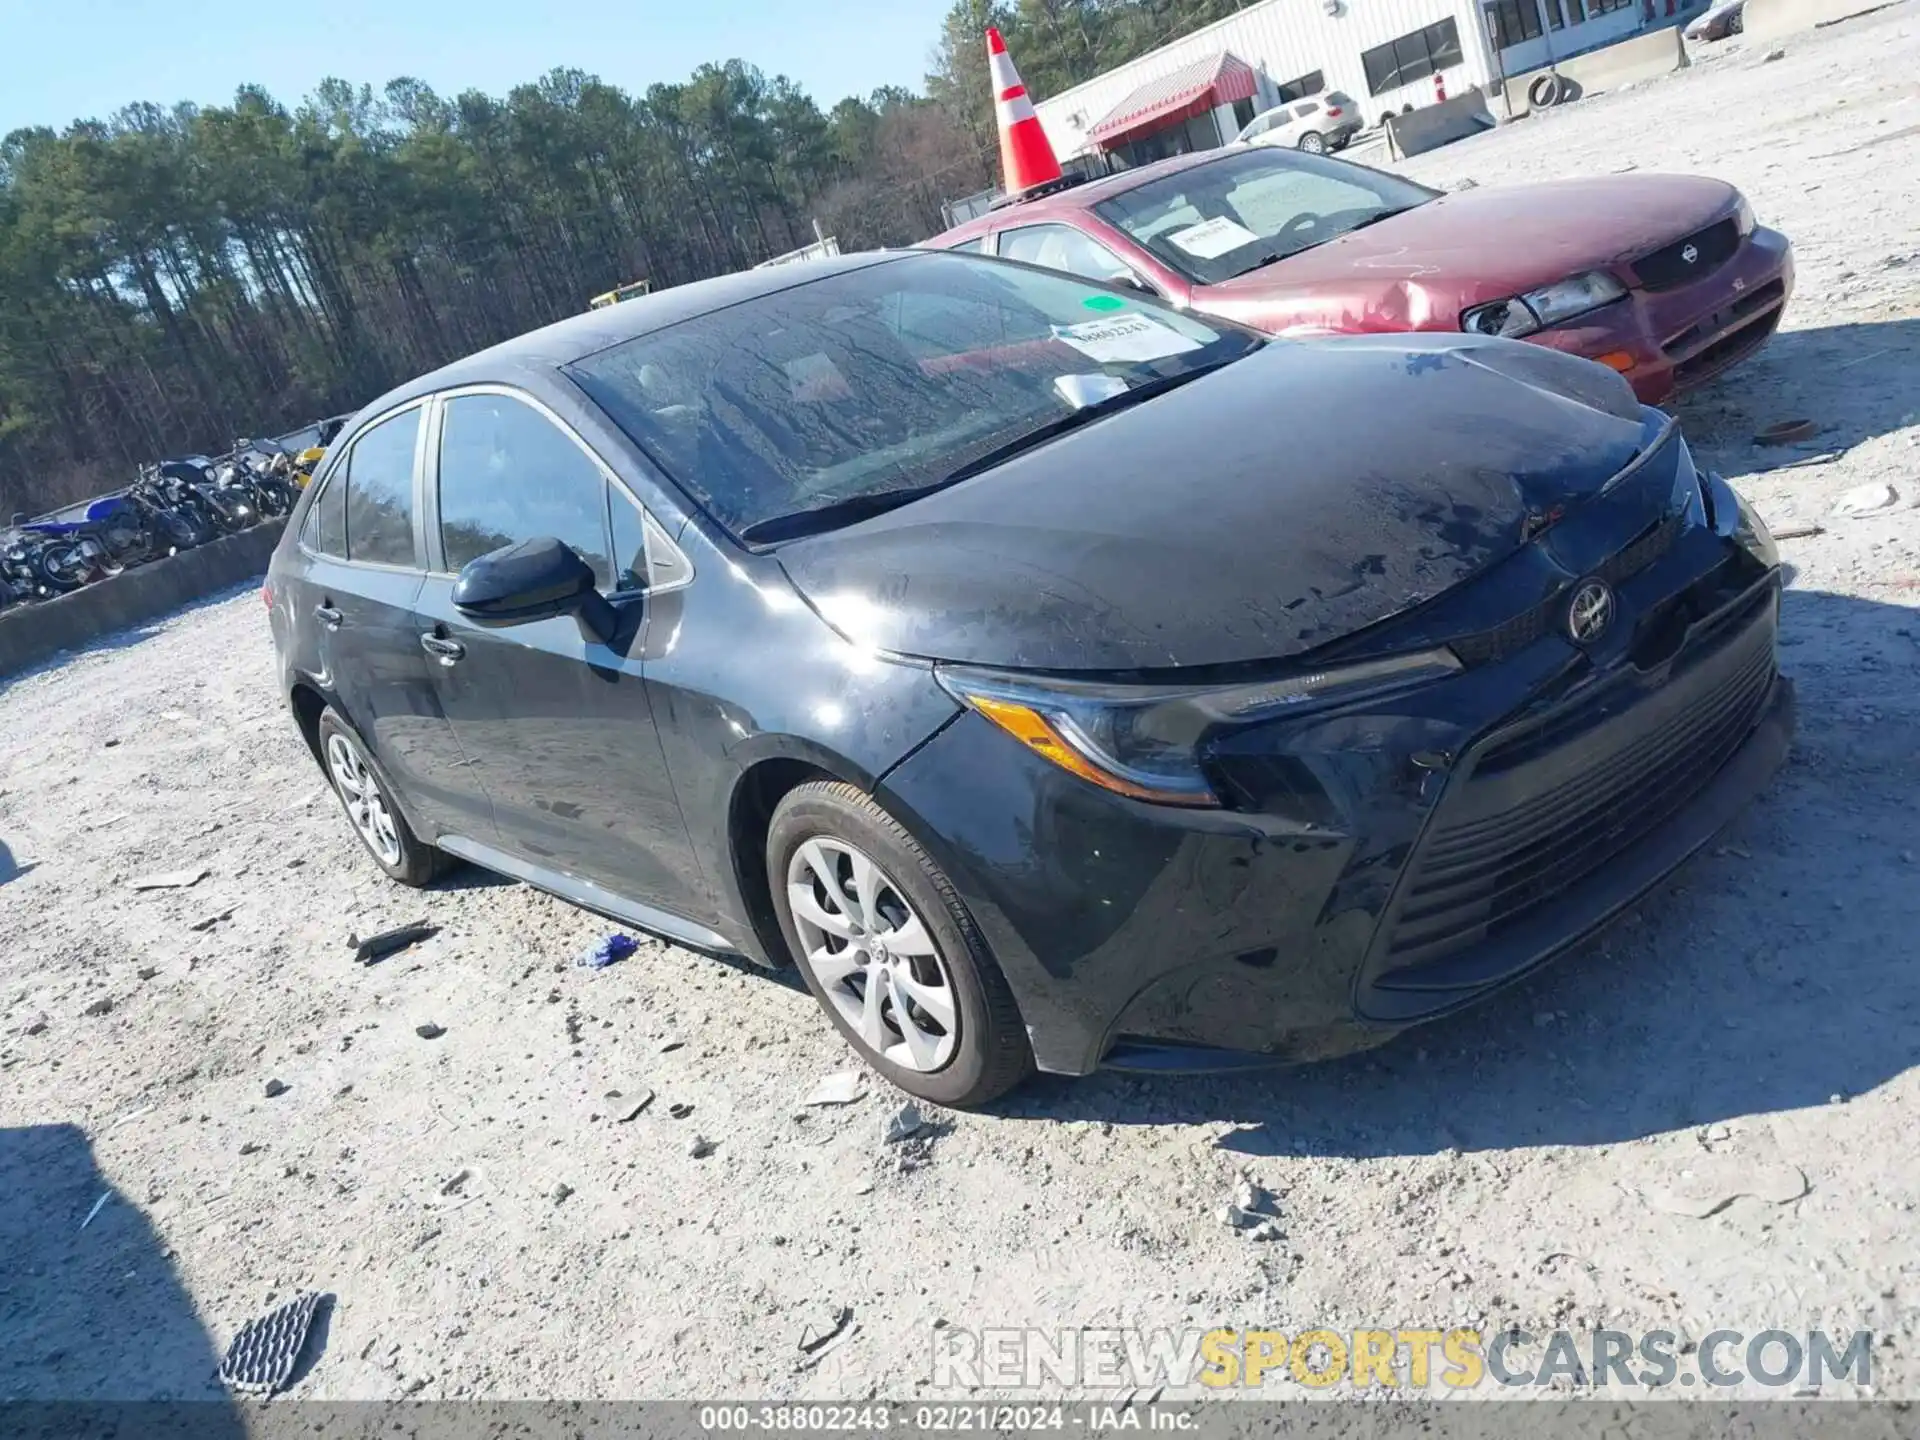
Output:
top-left (316, 707), bottom-right (448, 886)
top-left (768, 782), bottom-right (1034, 1108)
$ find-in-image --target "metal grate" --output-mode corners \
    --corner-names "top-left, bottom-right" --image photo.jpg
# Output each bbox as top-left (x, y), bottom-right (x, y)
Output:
top-left (1632, 218), bottom-right (1741, 291)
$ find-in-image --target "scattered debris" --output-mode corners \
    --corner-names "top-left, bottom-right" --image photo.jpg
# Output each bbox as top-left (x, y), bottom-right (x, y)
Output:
top-left (551, 1183), bottom-right (575, 1205)
top-left (25, 1017), bottom-right (48, 1036)
top-left (689, 1135), bottom-right (717, 1159)
top-left (576, 933), bottom-right (638, 969)
top-left (798, 1305), bottom-right (854, 1354)
top-left (349, 921), bottom-right (439, 965)
top-left (1763, 46), bottom-right (1786, 61)
top-left (136, 966), bottom-right (159, 981)
top-left (1219, 1171), bottom-right (1282, 1236)
top-left (613, 1090), bottom-right (656, 1123)
top-left (881, 1103), bottom-right (926, 1143)
top-left (79, 1192), bottom-right (110, 1230)
top-left (668, 1102), bottom-right (695, 1120)
top-left (110, 1104), bottom-right (155, 1130)
top-left (658, 1039), bottom-right (686, 1054)
top-left (1641, 1161), bottom-right (1809, 1218)
top-left (1533, 1010), bottom-right (1556, 1029)
top-left (1833, 482), bottom-right (1900, 517)
top-left (218, 1291), bottom-right (324, 1395)
top-left (440, 1169), bottom-right (472, 1196)
top-left (239, 1141), bottom-right (264, 1156)
top-left (264, 1078), bottom-right (289, 1098)
top-left (190, 907), bottom-right (236, 933)
top-left (802, 1071), bottom-right (867, 1107)
top-left (414, 1023), bottom-right (446, 1040)
top-left (130, 867), bottom-right (208, 892)
top-left (82, 996), bottom-right (114, 1018)
top-left (1754, 419), bottom-right (1817, 446)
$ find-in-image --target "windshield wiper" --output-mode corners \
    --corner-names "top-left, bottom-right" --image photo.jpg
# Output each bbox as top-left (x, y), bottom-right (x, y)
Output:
top-left (938, 359), bottom-right (1241, 486)
top-left (738, 360), bottom-right (1242, 545)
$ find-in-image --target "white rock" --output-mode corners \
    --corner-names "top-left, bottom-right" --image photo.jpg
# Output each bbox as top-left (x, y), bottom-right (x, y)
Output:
top-left (803, 1071), bottom-right (866, 1107)
top-left (1832, 482), bottom-right (1898, 518)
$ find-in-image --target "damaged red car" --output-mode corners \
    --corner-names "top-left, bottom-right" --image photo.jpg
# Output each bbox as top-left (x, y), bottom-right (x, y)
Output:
top-left (924, 146), bottom-right (1793, 405)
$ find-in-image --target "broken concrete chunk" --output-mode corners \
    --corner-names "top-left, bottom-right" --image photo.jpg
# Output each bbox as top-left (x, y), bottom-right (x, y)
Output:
top-left (803, 1071), bottom-right (866, 1107)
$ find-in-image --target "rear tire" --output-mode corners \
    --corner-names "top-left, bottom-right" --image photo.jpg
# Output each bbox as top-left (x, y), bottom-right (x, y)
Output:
top-left (768, 782), bottom-right (1034, 1109)
top-left (1298, 130), bottom-right (1327, 154)
top-left (316, 706), bottom-right (449, 887)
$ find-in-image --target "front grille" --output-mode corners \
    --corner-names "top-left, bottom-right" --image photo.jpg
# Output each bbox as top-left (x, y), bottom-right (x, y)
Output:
top-left (1632, 218), bottom-right (1741, 292)
top-left (1379, 607), bottom-right (1775, 973)
top-left (1447, 512), bottom-right (1682, 667)
top-left (1672, 307), bottom-right (1784, 390)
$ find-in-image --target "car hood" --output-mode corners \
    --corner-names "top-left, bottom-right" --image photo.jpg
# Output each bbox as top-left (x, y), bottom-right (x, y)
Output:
top-left (776, 335), bottom-right (1654, 672)
top-left (1198, 174), bottom-right (1739, 332)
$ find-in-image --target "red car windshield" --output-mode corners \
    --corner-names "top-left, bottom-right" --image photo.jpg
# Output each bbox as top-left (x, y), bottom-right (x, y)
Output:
top-left (1094, 148), bottom-right (1436, 286)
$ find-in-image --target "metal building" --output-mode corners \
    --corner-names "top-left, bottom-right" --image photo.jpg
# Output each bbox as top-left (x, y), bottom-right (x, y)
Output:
top-left (1031, 0), bottom-right (1688, 161)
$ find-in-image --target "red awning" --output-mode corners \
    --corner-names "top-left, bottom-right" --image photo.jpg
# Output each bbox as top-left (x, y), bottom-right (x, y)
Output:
top-left (1087, 52), bottom-right (1260, 148)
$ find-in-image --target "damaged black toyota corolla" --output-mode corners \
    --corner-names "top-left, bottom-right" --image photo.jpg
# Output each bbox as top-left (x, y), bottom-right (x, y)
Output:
top-left (268, 250), bottom-right (1793, 1107)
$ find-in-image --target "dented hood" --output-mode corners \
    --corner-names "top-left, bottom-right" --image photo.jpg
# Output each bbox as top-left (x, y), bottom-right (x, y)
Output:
top-left (775, 334), bottom-right (1653, 672)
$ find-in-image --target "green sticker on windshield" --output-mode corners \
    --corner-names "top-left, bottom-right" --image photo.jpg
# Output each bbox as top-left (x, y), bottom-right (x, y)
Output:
top-left (1081, 294), bottom-right (1128, 312)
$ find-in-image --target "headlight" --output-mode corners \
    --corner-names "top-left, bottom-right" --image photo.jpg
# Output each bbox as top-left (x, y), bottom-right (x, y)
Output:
top-left (936, 649), bottom-right (1463, 808)
top-left (1733, 195), bottom-right (1755, 237)
top-left (1462, 271), bottom-right (1627, 339)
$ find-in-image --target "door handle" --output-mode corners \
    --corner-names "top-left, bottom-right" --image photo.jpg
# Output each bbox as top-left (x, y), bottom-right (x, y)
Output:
top-left (314, 604), bottom-right (343, 628)
top-left (420, 633), bottom-right (466, 665)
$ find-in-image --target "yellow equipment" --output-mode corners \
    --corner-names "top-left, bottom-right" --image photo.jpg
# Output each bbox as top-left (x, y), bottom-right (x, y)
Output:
top-left (590, 279), bottom-right (652, 310)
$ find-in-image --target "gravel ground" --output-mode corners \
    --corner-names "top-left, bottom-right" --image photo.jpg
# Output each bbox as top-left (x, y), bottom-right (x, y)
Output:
top-left (3, 7), bottom-right (1918, 1406)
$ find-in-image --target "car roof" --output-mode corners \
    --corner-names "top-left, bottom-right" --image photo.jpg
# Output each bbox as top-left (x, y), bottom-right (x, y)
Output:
top-left (928, 150), bottom-right (1234, 246)
top-left (356, 251), bottom-right (908, 417)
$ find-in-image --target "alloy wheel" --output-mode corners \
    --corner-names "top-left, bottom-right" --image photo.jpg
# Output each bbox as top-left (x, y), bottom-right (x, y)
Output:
top-left (786, 836), bottom-right (958, 1072)
top-left (326, 732), bottom-right (403, 867)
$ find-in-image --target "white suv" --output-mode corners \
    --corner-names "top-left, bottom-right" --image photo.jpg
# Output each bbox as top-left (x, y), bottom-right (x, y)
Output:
top-left (1234, 92), bottom-right (1362, 155)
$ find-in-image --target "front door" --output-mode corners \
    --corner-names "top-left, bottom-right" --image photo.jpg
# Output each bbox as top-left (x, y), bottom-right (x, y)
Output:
top-left (413, 387), bottom-right (710, 920)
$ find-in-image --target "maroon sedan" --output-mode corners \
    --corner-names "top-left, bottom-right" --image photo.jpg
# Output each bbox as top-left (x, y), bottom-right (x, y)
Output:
top-left (924, 147), bottom-right (1792, 405)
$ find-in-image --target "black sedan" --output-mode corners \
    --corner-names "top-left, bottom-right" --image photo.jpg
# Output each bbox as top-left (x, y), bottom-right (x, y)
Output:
top-left (266, 250), bottom-right (1793, 1107)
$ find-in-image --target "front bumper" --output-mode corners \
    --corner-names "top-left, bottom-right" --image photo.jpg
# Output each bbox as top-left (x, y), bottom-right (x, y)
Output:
top-left (876, 454), bottom-right (1792, 1077)
top-left (1530, 226), bottom-right (1794, 405)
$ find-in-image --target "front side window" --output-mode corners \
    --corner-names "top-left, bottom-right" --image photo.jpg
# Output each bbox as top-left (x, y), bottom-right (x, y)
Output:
top-left (342, 409), bottom-right (420, 567)
top-left (998, 224), bottom-right (1136, 284)
top-left (436, 393), bottom-right (612, 587)
top-left (1094, 148), bottom-right (1437, 285)
top-left (304, 464), bottom-right (347, 558)
top-left (567, 253), bottom-right (1257, 544)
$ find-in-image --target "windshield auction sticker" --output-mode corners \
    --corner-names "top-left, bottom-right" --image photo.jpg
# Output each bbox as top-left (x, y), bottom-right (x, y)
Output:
top-left (1050, 314), bottom-right (1201, 365)
top-left (1166, 215), bottom-right (1260, 259)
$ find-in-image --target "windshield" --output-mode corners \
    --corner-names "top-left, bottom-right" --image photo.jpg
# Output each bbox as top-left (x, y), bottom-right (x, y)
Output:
top-left (567, 253), bottom-right (1259, 542)
top-left (1094, 148), bottom-right (1437, 286)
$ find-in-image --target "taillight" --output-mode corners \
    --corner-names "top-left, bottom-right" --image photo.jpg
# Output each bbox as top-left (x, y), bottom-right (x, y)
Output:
top-left (262, 581), bottom-right (274, 610)
top-left (1326, 106), bottom-right (1344, 117)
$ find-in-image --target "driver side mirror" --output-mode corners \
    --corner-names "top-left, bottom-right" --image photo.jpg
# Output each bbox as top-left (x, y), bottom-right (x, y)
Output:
top-left (453, 536), bottom-right (617, 643)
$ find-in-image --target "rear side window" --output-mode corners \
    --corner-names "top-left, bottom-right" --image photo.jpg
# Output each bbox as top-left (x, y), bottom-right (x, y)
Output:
top-left (437, 392), bottom-right (613, 588)
top-left (948, 237), bottom-right (988, 254)
top-left (304, 467), bottom-right (347, 558)
top-left (341, 409), bottom-right (420, 567)
top-left (1295, 101), bottom-right (1320, 118)
top-left (998, 224), bottom-right (1134, 284)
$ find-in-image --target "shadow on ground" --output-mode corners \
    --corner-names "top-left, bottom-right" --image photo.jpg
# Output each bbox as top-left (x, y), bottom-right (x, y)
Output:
top-left (0, 839), bottom-right (33, 887)
top-left (997, 587), bottom-right (1920, 1156)
top-left (0, 1124), bottom-right (247, 1429)
top-left (1677, 314), bottom-right (1920, 471)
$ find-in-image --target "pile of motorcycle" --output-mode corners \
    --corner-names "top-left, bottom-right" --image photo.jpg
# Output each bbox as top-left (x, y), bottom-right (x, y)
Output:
top-left (0, 439), bottom-right (297, 612)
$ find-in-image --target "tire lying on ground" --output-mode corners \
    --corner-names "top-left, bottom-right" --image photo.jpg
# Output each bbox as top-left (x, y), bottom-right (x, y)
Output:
top-left (1528, 73), bottom-right (1572, 109)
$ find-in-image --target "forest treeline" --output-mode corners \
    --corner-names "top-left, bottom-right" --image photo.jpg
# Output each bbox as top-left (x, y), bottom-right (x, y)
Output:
top-left (0, 0), bottom-right (1262, 514)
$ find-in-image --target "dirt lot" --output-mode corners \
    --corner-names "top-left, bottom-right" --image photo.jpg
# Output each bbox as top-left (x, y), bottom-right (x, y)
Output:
top-left (3, 6), bottom-right (1919, 1406)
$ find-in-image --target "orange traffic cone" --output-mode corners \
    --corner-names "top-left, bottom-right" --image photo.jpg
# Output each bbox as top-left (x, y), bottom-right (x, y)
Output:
top-left (987, 27), bottom-right (1062, 196)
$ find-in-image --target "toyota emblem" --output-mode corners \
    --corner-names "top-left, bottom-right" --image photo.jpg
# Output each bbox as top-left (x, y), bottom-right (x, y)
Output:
top-left (1566, 580), bottom-right (1615, 645)
top-left (1680, 243), bottom-right (1700, 265)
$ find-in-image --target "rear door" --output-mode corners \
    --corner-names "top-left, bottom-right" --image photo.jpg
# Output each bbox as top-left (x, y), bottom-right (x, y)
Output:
top-left (282, 403), bottom-right (477, 834)
top-left (411, 386), bottom-right (709, 918)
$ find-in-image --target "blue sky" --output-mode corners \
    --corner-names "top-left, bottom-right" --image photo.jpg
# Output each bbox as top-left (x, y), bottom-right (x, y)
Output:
top-left (0, 0), bottom-right (961, 136)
